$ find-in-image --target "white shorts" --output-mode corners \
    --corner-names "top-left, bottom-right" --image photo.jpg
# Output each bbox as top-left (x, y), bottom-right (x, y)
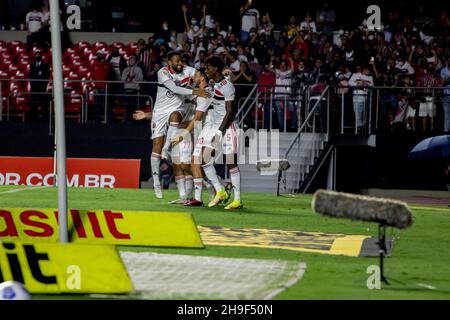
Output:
top-left (419, 99), bottom-right (435, 117)
top-left (151, 107), bottom-right (185, 139)
top-left (193, 122), bottom-right (238, 158)
top-left (172, 133), bottom-right (192, 164)
top-left (405, 106), bottom-right (416, 119)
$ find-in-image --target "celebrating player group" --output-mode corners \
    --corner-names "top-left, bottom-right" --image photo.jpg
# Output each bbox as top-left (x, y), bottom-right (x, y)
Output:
top-left (134, 51), bottom-right (242, 210)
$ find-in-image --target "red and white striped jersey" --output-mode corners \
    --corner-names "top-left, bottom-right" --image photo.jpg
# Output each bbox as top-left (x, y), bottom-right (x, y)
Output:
top-left (153, 65), bottom-right (196, 116)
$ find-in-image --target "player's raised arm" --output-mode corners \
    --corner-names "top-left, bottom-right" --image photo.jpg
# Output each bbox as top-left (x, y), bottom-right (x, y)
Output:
top-left (163, 79), bottom-right (210, 98)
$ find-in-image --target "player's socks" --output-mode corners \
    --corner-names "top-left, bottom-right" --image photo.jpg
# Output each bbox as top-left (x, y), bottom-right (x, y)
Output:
top-left (229, 166), bottom-right (241, 201)
top-left (161, 122), bottom-right (179, 158)
top-left (193, 178), bottom-right (203, 202)
top-left (175, 175), bottom-right (186, 200)
top-left (185, 175), bottom-right (194, 199)
top-left (203, 179), bottom-right (216, 201)
top-left (151, 152), bottom-right (162, 198)
top-left (202, 163), bottom-right (223, 192)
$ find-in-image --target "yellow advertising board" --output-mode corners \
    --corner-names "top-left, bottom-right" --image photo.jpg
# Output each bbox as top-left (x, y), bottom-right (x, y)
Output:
top-left (0, 208), bottom-right (203, 248)
top-left (0, 241), bottom-right (132, 293)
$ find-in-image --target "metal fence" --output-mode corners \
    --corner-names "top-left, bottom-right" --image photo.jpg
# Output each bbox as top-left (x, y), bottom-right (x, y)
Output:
top-left (1, 77), bottom-right (447, 135)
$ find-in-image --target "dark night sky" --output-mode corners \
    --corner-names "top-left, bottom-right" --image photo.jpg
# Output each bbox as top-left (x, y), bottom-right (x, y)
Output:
top-left (1, 0), bottom-right (448, 32)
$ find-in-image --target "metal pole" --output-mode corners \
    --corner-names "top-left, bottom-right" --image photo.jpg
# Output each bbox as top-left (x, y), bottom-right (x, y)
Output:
top-left (255, 88), bottom-right (259, 130)
top-left (341, 92), bottom-right (344, 134)
top-left (0, 81), bottom-right (2, 121)
top-left (284, 95), bottom-right (287, 132)
top-left (50, 0), bottom-right (68, 243)
top-left (104, 83), bottom-right (108, 124)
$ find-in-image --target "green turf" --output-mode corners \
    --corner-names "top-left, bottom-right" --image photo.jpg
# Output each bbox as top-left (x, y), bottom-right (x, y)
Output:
top-left (1, 186), bottom-right (450, 299)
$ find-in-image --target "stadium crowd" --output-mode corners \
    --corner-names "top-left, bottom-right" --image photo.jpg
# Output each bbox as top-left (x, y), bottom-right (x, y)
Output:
top-left (1, 0), bottom-right (450, 132)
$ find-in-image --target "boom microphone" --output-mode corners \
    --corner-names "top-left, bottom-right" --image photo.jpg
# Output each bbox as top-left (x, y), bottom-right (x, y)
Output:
top-left (311, 189), bottom-right (413, 229)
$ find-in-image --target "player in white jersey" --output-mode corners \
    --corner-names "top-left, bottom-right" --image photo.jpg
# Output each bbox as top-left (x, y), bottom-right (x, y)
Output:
top-left (149, 51), bottom-right (209, 199)
top-left (177, 56), bottom-right (242, 209)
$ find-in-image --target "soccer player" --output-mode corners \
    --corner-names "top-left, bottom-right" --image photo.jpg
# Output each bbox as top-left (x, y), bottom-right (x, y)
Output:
top-left (191, 56), bottom-right (242, 209)
top-left (150, 51), bottom-right (209, 199)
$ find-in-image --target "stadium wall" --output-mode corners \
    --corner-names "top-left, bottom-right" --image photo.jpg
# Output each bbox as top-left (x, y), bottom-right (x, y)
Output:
top-left (0, 31), bottom-right (154, 44)
top-left (0, 122), bottom-right (447, 192)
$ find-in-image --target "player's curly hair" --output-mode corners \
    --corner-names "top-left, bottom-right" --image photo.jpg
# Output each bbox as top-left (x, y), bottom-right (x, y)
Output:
top-left (205, 55), bottom-right (225, 72)
top-left (167, 50), bottom-right (182, 60)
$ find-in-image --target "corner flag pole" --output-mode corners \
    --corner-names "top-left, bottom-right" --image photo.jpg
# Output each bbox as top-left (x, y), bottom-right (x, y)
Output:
top-left (49, 0), bottom-right (68, 243)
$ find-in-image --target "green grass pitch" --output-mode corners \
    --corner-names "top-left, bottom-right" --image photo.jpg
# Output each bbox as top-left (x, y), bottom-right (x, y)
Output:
top-left (1, 185), bottom-right (450, 299)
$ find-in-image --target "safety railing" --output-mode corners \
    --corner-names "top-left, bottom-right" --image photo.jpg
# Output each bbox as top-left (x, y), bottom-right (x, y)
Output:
top-left (281, 86), bottom-right (330, 193)
top-left (1, 77), bottom-right (448, 135)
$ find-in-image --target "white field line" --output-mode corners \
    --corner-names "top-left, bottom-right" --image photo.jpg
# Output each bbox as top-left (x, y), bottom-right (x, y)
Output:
top-left (0, 186), bottom-right (49, 195)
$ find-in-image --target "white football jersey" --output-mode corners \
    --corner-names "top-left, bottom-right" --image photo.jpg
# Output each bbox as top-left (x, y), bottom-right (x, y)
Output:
top-left (209, 78), bottom-right (235, 126)
top-left (153, 65), bottom-right (196, 116)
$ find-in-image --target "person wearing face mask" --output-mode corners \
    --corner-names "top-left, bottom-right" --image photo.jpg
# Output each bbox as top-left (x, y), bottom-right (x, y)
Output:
top-left (183, 4), bottom-right (205, 44)
top-left (121, 55), bottom-right (144, 122)
top-left (29, 50), bottom-right (50, 121)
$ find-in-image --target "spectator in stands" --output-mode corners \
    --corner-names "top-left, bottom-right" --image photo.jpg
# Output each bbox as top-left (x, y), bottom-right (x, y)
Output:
top-left (300, 12), bottom-right (317, 33)
top-left (258, 13), bottom-right (273, 37)
top-left (349, 66), bottom-right (374, 133)
top-left (155, 20), bottom-right (172, 45)
top-left (239, 0), bottom-right (260, 43)
top-left (25, 1), bottom-right (45, 50)
top-left (267, 60), bottom-right (298, 131)
top-left (232, 61), bottom-right (255, 126)
top-left (258, 65), bottom-right (276, 129)
top-left (29, 50), bottom-right (50, 121)
top-left (316, 2), bottom-right (336, 36)
top-left (107, 47), bottom-right (127, 94)
top-left (121, 55), bottom-right (143, 122)
top-left (183, 4), bottom-right (206, 45)
top-left (416, 62), bottom-right (442, 131)
top-left (90, 51), bottom-right (110, 122)
top-left (441, 57), bottom-right (450, 132)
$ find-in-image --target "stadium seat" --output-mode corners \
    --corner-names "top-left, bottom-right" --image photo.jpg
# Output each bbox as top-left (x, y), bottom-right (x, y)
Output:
top-left (8, 90), bottom-right (30, 122)
top-left (112, 42), bottom-right (125, 49)
top-left (64, 90), bottom-right (83, 122)
top-left (75, 41), bottom-right (91, 52)
top-left (127, 42), bottom-right (138, 54)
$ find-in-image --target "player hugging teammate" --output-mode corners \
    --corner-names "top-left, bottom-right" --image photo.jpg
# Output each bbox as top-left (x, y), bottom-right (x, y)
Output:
top-left (135, 52), bottom-right (242, 210)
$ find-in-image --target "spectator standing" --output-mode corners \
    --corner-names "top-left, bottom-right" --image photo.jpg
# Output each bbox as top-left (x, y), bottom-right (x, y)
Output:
top-left (267, 60), bottom-right (297, 131)
top-left (107, 47), bottom-right (127, 94)
top-left (258, 66), bottom-right (276, 129)
top-left (239, 0), bottom-right (260, 43)
top-left (25, 1), bottom-right (44, 50)
top-left (29, 50), bottom-right (50, 121)
top-left (89, 52), bottom-right (110, 122)
top-left (441, 57), bottom-right (450, 132)
top-left (300, 12), bottom-right (317, 33)
top-left (121, 55), bottom-right (143, 122)
top-left (416, 63), bottom-right (442, 131)
top-left (348, 66), bottom-right (374, 133)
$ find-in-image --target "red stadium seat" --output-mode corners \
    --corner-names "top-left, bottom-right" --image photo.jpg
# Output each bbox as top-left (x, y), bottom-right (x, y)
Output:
top-left (127, 42), bottom-right (138, 54)
top-left (62, 65), bottom-right (71, 77)
top-left (113, 42), bottom-right (125, 49)
top-left (8, 90), bottom-right (30, 122)
top-left (83, 47), bottom-right (93, 58)
top-left (77, 65), bottom-right (89, 78)
top-left (14, 46), bottom-right (26, 56)
top-left (32, 46), bottom-right (44, 54)
top-left (64, 72), bottom-right (82, 91)
top-left (64, 90), bottom-right (83, 122)
top-left (75, 41), bottom-right (90, 52)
